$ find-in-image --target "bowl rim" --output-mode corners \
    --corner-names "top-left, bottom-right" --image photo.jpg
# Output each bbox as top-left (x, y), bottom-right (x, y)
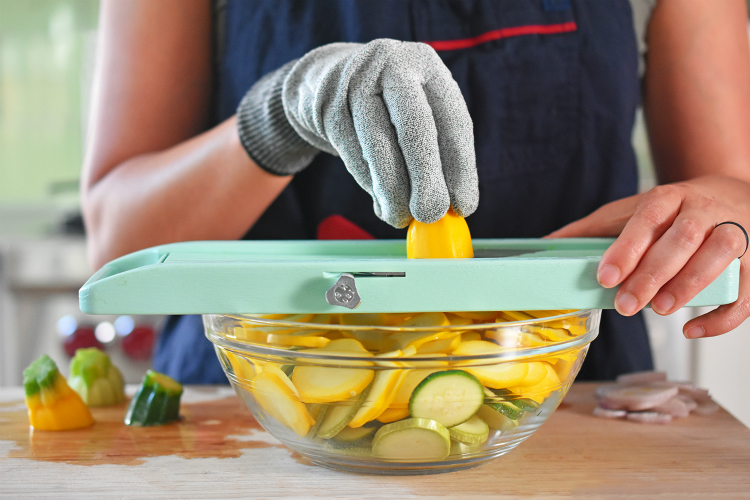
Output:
top-left (215, 310), bottom-right (591, 332)
top-left (204, 309), bottom-right (601, 364)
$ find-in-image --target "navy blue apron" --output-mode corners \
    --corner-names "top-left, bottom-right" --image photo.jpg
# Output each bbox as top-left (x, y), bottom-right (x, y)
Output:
top-left (154, 0), bottom-right (653, 383)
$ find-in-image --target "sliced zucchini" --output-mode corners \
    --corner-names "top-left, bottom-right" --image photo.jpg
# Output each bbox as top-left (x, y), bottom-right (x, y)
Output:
top-left (485, 401), bottom-right (524, 420)
top-left (331, 425), bottom-right (378, 447)
top-left (409, 370), bottom-right (484, 428)
top-left (448, 415), bottom-right (489, 444)
top-left (512, 397), bottom-right (541, 412)
top-left (372, 418), bottom-right (451, 461)
top-left (305, 403), bottom-right (328, 438)
top-left (316, 383), bottom-right (372, 439)
top-left (476, 404), bottom-right (519, 432)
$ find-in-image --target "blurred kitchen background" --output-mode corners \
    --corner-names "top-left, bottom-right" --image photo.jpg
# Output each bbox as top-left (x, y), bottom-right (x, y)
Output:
top-left (0, 1), bottom-right (748, 427)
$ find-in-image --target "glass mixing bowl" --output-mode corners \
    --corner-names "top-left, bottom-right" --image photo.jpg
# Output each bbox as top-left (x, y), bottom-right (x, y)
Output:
top-left (204, 309), bottom-right (600, 475)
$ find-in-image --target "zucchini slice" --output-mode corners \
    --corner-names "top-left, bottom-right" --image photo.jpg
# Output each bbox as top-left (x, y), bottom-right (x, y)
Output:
top-left (372, 418), bottom-right (451, 461)
top-left (409, 370), bottom-right (484, 428)
top-left (316, 383), bottom-right (372, 439)
top-left (448, 414), bottom-right (490, 445)
top-left (476, 404), bottom-right (520, 432)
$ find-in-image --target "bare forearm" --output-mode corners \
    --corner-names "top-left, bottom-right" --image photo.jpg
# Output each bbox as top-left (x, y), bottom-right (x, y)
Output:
top-left (644, 0), bottom-right (750, 183)
top-left (82, 117), bottom-right (292, 270)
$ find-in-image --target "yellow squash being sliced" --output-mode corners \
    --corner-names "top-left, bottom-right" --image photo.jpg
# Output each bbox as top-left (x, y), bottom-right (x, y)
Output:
top-left (406, 208), bottom-right (474, 259)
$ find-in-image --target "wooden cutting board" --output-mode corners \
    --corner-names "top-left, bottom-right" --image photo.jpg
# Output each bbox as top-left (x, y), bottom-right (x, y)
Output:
top-left (1, 383), bottom-right (748, 499)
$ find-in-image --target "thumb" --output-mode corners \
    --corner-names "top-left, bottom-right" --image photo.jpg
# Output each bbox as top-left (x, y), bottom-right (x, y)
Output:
top-left (545, 195), bottom-right (640, 238)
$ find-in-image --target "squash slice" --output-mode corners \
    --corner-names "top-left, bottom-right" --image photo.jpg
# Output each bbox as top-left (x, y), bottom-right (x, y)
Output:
top-left (253, 364), bottom-right (313, 437)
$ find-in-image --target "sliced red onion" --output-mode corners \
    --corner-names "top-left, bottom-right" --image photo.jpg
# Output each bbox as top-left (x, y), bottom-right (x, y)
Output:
top-left (626, 411), bottom-right (673, 424)
top-left (652, 397), bottom-right (691, 418)
top-left (599, 385), bottom-right (679, 411)
top-left (616, 371), bottom-right (668, 385)
top-left (593, 406), bottom-right (627, 419)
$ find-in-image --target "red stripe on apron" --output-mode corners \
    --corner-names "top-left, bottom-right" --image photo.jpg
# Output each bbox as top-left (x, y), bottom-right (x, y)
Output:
top-left (423, 21), bottom-right (578, 51)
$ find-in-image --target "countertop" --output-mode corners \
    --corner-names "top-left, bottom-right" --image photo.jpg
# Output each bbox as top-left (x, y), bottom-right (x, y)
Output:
top-left (1, 383), bottom-right (749, 499)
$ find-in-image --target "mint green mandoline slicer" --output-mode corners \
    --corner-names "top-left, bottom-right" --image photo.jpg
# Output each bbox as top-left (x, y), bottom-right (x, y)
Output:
top-left (78, 238), bottom-right (740, 315)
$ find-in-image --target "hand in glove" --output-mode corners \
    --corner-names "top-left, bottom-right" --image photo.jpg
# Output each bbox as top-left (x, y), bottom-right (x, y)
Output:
top-left (237, 39), bottom-right (478, 228)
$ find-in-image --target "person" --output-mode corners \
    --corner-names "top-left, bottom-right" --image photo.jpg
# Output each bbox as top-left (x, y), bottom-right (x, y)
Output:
top-left (80, 0), bottom-right (750, 383)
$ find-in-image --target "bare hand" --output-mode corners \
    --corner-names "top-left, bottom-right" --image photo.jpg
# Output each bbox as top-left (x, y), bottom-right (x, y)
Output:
top-left (547, 175), bottom-right (750, 338)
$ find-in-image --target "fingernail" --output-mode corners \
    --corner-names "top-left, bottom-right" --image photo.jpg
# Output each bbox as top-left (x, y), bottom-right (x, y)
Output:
top-left (615, 293), bottom-right (638, 316)
top-left (597, 264), bottom-right (621, 288)
top-left (685, 326), bottom-right (705, 339)
top-left (651, 292), bottom-right (675, 314)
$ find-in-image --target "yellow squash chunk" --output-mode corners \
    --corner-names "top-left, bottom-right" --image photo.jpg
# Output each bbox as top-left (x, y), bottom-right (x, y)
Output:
top-left (252, 364), bottom-right (314, 437)
top-left (406, 208), bottom-right (474, 259)
top-left (453, 340), bottom-right (528, 389)
top-left (348, 350), bottom-right (407, 427)
top-left (507, 362), bottom-right (562, 404)
top-left (292, 339), bottom-right (374, 403)
top-left (24, 355), bottom-right (94, 431)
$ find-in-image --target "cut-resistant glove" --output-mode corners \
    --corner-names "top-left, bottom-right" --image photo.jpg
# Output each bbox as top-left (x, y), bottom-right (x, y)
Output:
top-left (237, 39), bottom-right (478, 228)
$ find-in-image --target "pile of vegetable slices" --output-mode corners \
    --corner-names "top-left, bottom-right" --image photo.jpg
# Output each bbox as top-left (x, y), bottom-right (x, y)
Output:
top-left (220, 309), bottom-right (588, 461)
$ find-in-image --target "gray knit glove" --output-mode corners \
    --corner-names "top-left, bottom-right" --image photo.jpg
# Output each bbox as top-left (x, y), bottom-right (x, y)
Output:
top-left (237, 39), bottom-right (478, 228)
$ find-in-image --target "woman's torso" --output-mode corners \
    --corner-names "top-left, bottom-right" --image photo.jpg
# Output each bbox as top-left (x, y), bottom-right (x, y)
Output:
top-left (153, 0), bottom-right (653, 383)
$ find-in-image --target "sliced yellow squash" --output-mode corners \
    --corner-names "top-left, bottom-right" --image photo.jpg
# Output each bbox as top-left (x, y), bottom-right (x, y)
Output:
top-left (376, 406), bottom-right (411, 423)
top-left (416, 335), bottom-right (462, 354)
top-left (266, 334), bottom-right (331, 348)
top-left (452, 340), bottom-right (528, 389)
top-left (348, 350), bottom-right (406, 428)
top-left (252, 364), bottom-right (314, 437)
top-left (292, 339), bottom-right (374, 403)
top-left (507, 362), bottom-right (562, 404)
top-left (514, 361), bottom-right (549, 387)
